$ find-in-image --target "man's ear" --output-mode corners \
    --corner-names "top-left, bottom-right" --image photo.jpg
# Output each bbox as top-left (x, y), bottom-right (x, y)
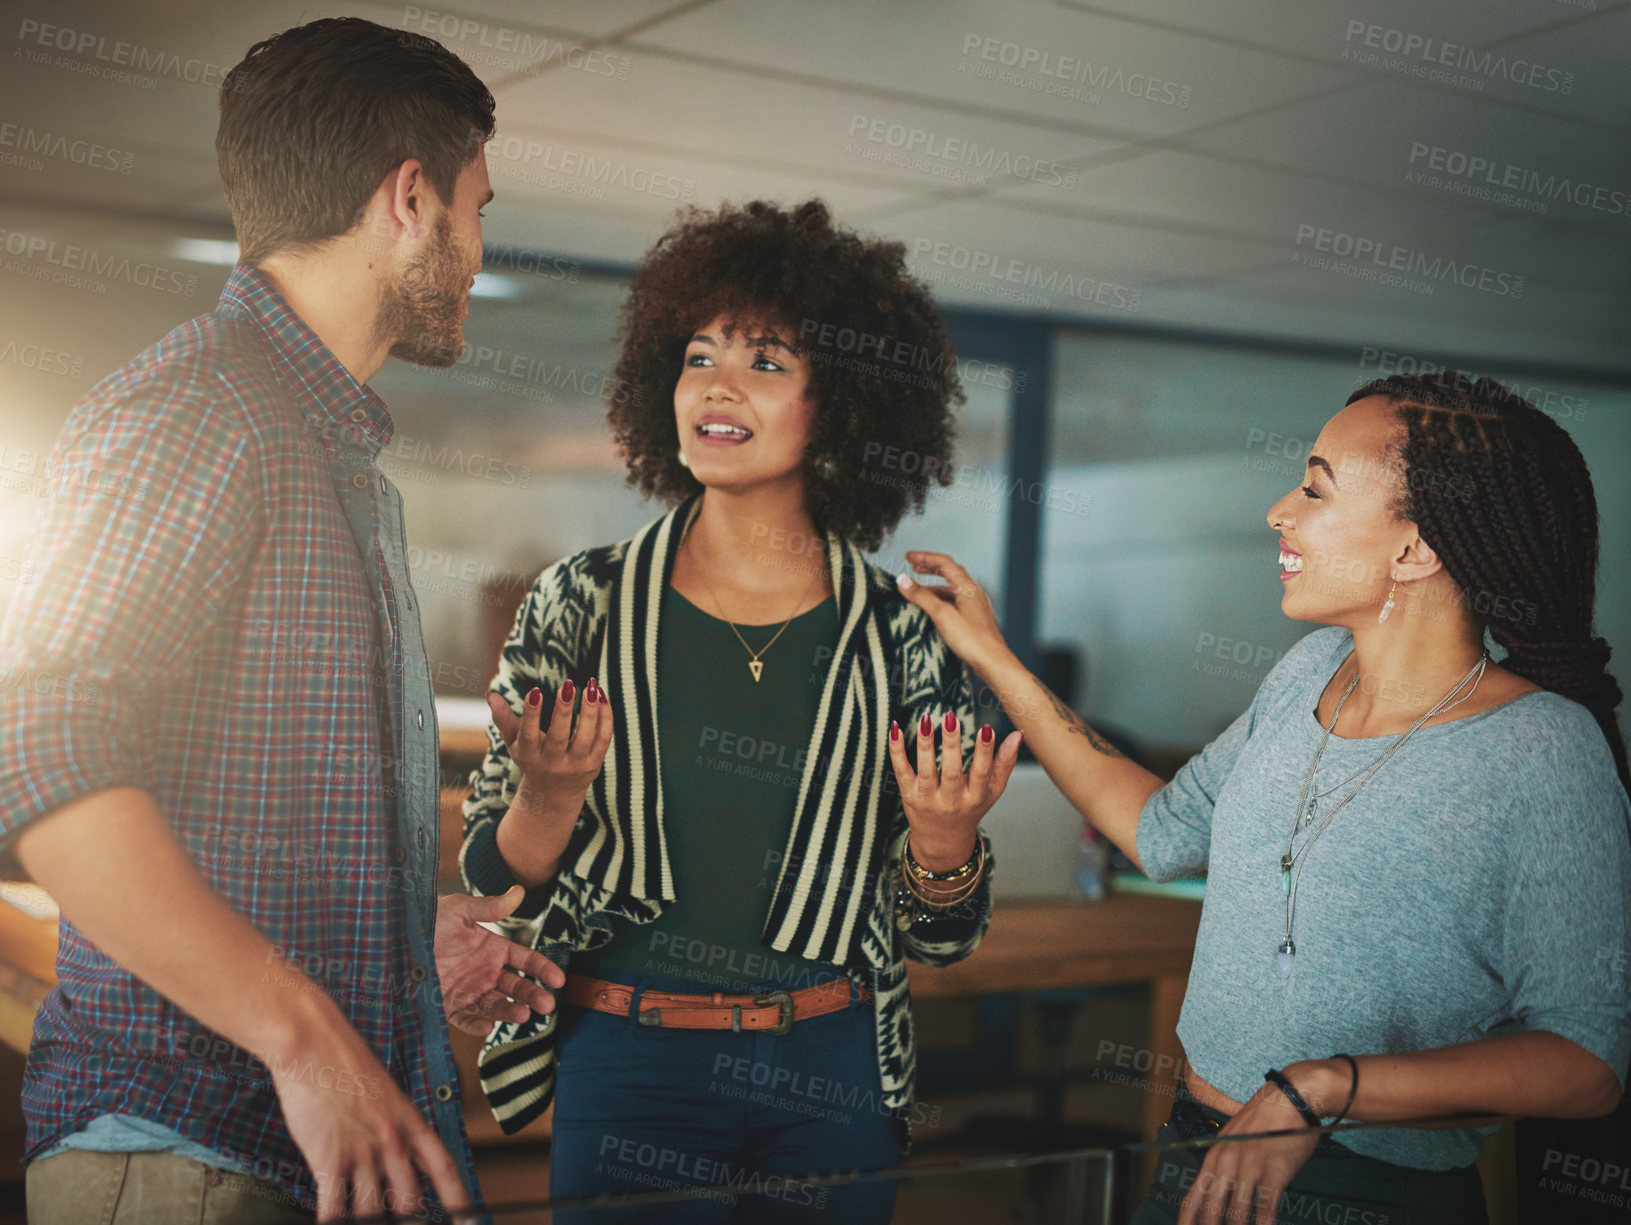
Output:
top-left (384, 157), bottom-right (429, 240)
top-left (344, 160), bottom-right (427, 256)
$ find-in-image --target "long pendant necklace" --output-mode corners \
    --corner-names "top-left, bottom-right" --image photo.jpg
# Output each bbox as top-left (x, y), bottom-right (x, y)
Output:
top-left (1276, 651), bottom-right (1489, 979)
top-left (682, 522), bottom-right (824, 683)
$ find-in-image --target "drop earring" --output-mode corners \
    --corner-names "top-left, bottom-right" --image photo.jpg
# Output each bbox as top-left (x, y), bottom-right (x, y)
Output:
top-left (1378, 579), bottom-right (1397, 624)
top-left (677, 449), bottom-right (690, 469)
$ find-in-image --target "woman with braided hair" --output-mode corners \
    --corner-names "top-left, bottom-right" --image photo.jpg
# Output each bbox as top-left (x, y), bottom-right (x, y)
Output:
top-left (895, 370), bottom-right (1629, 1224)
top-left (1388, 373), bottom-right (1629, 798)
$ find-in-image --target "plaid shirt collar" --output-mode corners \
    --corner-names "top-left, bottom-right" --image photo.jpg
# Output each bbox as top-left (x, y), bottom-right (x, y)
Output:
top-left (217, 263), bottom-right (393, 456)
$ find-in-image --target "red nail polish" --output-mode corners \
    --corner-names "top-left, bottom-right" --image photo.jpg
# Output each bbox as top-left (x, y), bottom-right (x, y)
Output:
top-left (919, 713), bottom-right (932, 737)
top-left (526, 687), bottom-right (542, 708)
top-left (944, 710), bottom-right (957, 733)
top-left (980, 724), bottom-right (994, 744)
top-left (890, 721), bottom-right (901, 742)
top-left (560, 679), bottom-right (574, 703)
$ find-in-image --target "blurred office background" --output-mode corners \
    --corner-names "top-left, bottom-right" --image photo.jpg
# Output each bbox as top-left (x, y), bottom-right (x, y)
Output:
top-left (3, 0), bottom-right (1628, 743)
top-left (1, 1), bottom-right (1628, 1220)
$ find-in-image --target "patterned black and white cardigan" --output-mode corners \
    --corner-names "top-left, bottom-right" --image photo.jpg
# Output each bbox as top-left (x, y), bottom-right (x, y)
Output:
top-left (458, 497), bottom-right (994, 1135)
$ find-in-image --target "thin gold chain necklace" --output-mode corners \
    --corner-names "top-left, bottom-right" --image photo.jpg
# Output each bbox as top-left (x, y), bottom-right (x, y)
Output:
top-left (680, 521), bottom-right (824, 683)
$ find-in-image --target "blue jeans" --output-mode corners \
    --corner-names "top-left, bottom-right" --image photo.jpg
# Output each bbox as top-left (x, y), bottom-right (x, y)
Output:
top-left (550, 970), bottom-right (904, 1224)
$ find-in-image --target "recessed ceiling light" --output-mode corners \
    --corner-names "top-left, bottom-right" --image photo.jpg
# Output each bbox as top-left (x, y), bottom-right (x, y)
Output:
top-left (166, 239), bottom-right (525, 303)
top-left (169, 238), bottom-right (240, 266)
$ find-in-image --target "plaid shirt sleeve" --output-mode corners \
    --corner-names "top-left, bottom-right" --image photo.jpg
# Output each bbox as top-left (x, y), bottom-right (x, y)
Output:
top-left (0, 367), bottom-right (261, 845)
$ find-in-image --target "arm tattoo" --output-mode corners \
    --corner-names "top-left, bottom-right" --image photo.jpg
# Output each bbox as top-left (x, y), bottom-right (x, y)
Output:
top-left (1040, 681), bottom-right (1126, 759)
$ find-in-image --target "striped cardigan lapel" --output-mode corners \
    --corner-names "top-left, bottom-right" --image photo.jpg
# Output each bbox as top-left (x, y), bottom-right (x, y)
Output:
top-left (567, 498), bottom-right (892, 966)
top-left (763, 532), bottom-right (891, 965)
top-left (569, 496), bottom-right (700, 901)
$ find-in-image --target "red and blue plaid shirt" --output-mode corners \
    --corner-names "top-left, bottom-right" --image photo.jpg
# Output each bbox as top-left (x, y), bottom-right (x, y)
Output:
top-left (0, 264), bottom-right (481, 1216)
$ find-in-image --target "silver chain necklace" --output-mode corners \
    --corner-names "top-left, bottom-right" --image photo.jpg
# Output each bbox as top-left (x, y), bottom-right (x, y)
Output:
top-left (1276, 651), bottom-right (1490, 979)
top-left (1298, 664), bottom-right (1484, 827)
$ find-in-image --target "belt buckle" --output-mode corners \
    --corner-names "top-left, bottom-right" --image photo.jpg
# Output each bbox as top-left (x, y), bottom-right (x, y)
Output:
top-left (753, 991), bottom-right (795, 1035)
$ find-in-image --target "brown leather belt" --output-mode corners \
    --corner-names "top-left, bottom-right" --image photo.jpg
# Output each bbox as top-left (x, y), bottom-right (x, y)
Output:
top-left (562, 974), bottom-right (867, 1035)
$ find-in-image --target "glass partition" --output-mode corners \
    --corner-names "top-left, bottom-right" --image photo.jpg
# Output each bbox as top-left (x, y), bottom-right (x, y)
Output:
top-left (457, 1111), bottom-right (1511, 1224)
top-left (470, 1146), bottom-right (1115, 1224)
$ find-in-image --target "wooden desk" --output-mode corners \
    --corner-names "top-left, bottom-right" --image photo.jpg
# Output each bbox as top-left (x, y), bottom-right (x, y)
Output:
top-left (1, 801), bottom-right (1203, 1151)
top-left (908, 894), bottom-right (1201, 1143)
top-left (0, 884), bottom-right (57, 1055)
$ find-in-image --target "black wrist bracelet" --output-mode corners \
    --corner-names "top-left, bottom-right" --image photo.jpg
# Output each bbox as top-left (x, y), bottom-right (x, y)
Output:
top-left (1329, 1053), bottom-right (1359, 1125)
top-left (1264, 1068), bottom-right (1323, 1128)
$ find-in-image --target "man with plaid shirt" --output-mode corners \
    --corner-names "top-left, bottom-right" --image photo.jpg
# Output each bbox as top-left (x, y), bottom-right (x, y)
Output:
top-left (0, 19), bottom-right (562, 1224)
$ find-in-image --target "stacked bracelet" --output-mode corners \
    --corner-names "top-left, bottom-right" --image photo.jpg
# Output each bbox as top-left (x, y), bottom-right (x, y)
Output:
top-left (894, 836), bottom-right (987, 926)
top-left (904, 834), bottom-right (983, 882)
top-left (899, 854), bottom-right (984, 908)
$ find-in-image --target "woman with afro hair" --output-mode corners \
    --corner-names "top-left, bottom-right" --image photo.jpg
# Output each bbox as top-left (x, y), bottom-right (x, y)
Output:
top-left (893, 371), bottom-right (1630, 1224)
top-left (457, 198), bottom-right (1023, 1221)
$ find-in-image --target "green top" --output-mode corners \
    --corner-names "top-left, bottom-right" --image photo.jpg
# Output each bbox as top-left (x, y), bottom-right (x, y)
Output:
top-left (571, 584), bottom-right (844, 991)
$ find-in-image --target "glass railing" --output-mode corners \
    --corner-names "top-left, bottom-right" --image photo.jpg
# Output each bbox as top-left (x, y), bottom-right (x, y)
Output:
top-left (436, 1110), bottom-right (1510, 1224)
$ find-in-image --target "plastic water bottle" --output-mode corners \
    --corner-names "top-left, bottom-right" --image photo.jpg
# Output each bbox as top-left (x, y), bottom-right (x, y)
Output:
top-left (1076, 824), bottom-right (1109, 901)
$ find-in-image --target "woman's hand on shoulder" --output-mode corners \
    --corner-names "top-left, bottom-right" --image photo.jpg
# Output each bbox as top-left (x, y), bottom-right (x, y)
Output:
top-left (895, 551), bottom-right (1014, 681)
top-left (888, 709), bottom-right (1022, 870)
top-left (488, 678), bottom-right (613, 826)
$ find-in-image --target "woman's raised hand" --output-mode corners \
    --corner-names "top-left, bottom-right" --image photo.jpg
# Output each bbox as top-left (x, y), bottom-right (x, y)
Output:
top-left (887, 709), bottom-right (1023, 871)
top-left (487, 679), bottom-right (614, 823)
top-left (895, 551), bottom-right (1014, 679)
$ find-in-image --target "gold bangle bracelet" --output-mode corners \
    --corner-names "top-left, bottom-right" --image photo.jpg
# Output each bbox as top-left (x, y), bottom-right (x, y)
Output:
top-left (901, 879), bottom-right (973, 912)
top-left (904, 833), bottom-right (984, 882)
top-left (900, 837), bottom-right (985, 909)
top-left (904, 878), bottom-right (981, 911)
top-left (914, 876), bottom-right (971, 895)
top-left (899, 857), bottom-right (984, 909)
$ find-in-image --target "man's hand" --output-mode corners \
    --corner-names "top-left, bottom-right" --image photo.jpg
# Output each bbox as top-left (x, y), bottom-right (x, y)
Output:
top-left (14, 789), bottom-right (479, 1225)
top-left (435, 885), bottom-right (565, 1037)
top-left (259, 1009), bottom-right (477, 1224)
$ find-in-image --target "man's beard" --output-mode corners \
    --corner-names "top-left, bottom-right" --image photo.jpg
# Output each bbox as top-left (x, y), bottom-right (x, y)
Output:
top-left (378, 215), bottom-right (470, 368)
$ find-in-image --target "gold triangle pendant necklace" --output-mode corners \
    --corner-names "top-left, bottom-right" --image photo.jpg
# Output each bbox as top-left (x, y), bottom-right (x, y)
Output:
top-left (681, 520), bottom-right (824, 683)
